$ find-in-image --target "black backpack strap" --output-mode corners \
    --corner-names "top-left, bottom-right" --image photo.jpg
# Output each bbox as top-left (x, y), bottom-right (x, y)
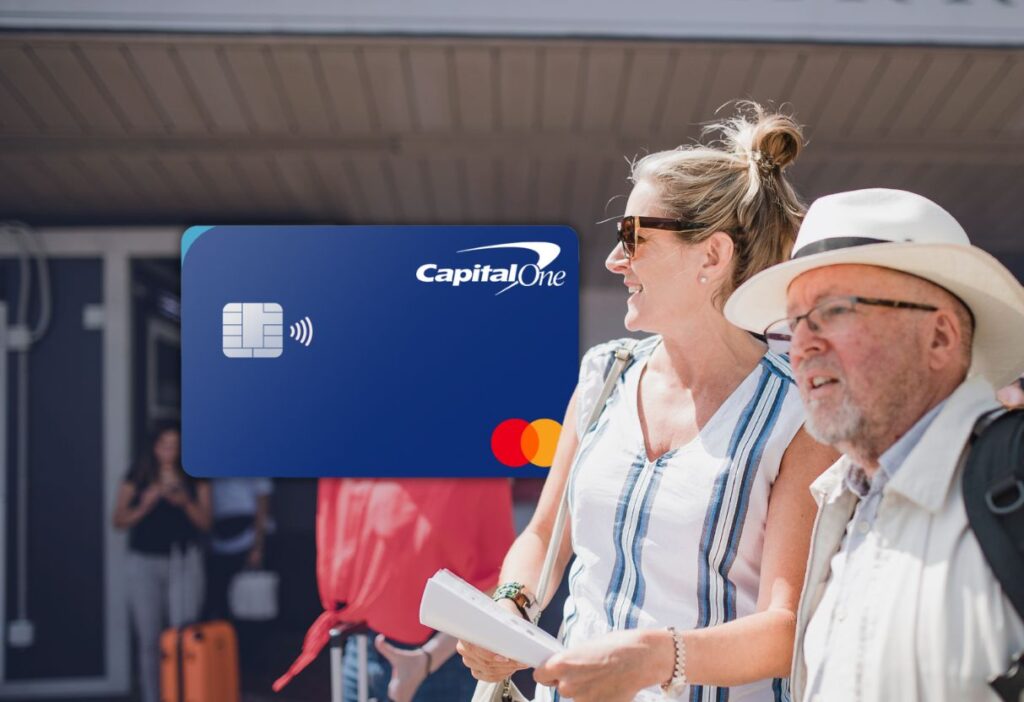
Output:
top-left (962, 408), bottom-right (1024, 621)
top-left (961, 408), bottom-right (1024, 702)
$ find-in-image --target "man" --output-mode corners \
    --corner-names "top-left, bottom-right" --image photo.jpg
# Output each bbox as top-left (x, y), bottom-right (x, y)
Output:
top-left (724, 188), bottom-right (1024, 701)
top-left (204, 477), bottom-right (273, 621)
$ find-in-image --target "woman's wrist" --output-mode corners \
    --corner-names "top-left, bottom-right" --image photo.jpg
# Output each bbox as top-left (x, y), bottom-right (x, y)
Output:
top-left (636, 627), bottom-right (682, 690)
top-left (492, 581), bottom-right (539, 621)
top-left (661, 627), bottom-right (688, 695)
top-left (495, 595), bottom-right (529, 620)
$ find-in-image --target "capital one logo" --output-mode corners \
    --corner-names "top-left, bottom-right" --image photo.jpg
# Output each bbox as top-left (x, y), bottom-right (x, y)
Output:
top-left (415, 242), bottom-right (566, 295)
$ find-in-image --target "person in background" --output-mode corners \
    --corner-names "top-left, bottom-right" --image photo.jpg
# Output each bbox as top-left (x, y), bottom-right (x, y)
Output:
top-left (203, 477), bottom-right (274, 621)
top-left (273, 478), bottom-right (516, 702)
top-left (113, 422), bottom-right (212, 702)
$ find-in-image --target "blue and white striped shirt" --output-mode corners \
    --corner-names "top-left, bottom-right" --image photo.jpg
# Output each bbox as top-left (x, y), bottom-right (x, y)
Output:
top-left (536, 336), bottom-right (805, 702)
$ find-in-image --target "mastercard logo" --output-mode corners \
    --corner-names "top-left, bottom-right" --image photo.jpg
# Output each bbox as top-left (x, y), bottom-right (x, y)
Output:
top-left (491, 418), bottom-right (562, 468)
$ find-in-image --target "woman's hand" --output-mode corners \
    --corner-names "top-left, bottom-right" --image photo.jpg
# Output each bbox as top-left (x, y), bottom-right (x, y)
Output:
top-left (456, 639), bottom-right (528, 682)
top-left (138, 484), bottom-right (162, 513)
top-left (533, 629), bottom-right (672, 702)
top-left (161, 481), bottom-right (189, 507)
top-left (374, 635), bottom-right (429, 702)
top-left (113, 482), bottom-right (160, 530)
top-left (456, 598), bottom-right (531, 681)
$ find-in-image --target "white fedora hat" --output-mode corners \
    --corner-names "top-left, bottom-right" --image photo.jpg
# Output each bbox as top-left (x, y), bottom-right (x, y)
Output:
top-left (724, 188), bottom-right (1024, 387)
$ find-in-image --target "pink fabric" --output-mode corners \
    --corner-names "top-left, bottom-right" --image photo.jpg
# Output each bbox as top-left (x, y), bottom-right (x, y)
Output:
top-left (274, 478), bottom-right (514, 691)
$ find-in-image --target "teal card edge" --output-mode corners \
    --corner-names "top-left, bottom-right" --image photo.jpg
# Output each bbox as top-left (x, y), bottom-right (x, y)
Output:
top-left (181, 225), bottom-right (214, 264)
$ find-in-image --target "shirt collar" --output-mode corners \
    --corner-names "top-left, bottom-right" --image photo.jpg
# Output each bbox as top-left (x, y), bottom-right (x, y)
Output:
top-left (885, 376), bottom-right (999, 512)
top-left (843, 400), bottom-right (946, 500)
top-left (810, 376), bottom-right (999, 513)
top-left (809, 458), bottom-right (849, 507)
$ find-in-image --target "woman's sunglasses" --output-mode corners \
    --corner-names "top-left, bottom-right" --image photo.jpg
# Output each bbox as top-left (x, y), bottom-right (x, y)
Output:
top-left (615, 216), bottom-right (707, 258)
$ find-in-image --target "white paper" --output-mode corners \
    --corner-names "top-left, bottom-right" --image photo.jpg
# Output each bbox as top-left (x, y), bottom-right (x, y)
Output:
top-left (419, 569), bottom-right (564, 668)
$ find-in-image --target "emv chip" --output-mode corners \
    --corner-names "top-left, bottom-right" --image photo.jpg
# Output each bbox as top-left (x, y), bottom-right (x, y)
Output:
top-left (222, 302), bottom-right (283, 358)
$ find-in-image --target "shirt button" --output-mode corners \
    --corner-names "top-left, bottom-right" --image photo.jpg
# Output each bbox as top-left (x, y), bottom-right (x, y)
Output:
top-left (835, 607), bottom-right (846, 621)
top-left (857, 521), bottom-right (870, 534)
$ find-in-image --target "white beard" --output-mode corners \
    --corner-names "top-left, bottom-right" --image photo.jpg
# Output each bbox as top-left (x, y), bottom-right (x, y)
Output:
top-left (804, 390), bottom-right (868, 447)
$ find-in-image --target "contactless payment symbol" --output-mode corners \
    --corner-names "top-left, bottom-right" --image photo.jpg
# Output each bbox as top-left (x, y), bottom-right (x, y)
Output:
top-left (289, 317), bottom-right (314, 347)
top-left (491, 418), bottom-right (562, 468)
top-left (222, 302), bottom-right (315, 358)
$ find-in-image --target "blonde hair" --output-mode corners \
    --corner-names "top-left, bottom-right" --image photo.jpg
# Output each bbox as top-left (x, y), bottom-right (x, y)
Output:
top-left (629, 101), bottom-right (806, 306)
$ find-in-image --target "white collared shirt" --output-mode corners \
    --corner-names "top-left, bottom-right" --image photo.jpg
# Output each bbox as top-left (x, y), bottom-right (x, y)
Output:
top-left (803, 401), bottom-right (943, 698)
top-left (792, 377), bottom-right (1024, 702)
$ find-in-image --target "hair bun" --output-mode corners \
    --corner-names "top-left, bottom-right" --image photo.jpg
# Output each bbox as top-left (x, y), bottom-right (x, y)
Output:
top-left (711, 101), bottom-right (804, 175)
top-left (749, 111), bottom-right (802, 172)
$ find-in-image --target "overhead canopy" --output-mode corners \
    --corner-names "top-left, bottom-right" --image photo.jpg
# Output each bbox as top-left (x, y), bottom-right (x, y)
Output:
top-left (1, 32), bottom-right (1022, 284)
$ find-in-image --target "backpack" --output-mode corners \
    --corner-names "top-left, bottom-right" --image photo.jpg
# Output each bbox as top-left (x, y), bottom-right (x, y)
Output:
top-left (962, 409), bottom-right (1024, 701)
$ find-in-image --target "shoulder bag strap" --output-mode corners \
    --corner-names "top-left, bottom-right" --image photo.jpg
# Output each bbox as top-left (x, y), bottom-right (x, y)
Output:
top-left (532, 339), bottom-right (638, 620)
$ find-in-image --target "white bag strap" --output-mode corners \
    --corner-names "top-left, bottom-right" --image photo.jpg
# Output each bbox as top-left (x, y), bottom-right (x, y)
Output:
top-left (532, 340), bottom-right (638, 618)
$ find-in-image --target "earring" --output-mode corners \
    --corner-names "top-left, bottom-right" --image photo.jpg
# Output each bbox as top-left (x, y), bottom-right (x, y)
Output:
top-left (699, 276), bottom-right (708, 284)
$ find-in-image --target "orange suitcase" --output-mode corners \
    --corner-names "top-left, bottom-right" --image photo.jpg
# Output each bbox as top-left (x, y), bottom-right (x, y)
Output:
top-left (160, 619), bottom-right (240, 702)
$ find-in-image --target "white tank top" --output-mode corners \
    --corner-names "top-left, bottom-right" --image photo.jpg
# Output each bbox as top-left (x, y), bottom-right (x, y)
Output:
top-left (535, 336), bottom-right (803, 702)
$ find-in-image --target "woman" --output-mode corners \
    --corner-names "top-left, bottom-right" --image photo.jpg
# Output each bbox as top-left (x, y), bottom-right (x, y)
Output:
top-left (458, 103), bottom-right (838, 702)
top-left (113, 423), bottom-right (212, 702)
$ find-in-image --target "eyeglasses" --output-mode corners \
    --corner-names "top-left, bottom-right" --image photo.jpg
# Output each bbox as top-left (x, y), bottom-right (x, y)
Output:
top-left (615, 216), bottom-right (707, 258)
top-left (764, 296), bottom-right (939, 355)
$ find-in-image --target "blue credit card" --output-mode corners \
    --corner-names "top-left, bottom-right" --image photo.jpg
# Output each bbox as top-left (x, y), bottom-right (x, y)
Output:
top-left (181, 225), bottom-right (579, 478)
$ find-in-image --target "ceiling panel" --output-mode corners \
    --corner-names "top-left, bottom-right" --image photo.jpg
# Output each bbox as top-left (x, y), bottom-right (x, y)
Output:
top-left (744, 49), bottom-right (802, 110)
top-left (655, 48), bottom-right (712, 135)
top-left (931, 54), bottom-right (1006, 135)
top-left (887, 52), bottom-right (966, 136)
top-left (539, 47), bottom-right (584, 132)
top-left (273, 46), bottom-right (331, 135)
top-left (452, 46), bottom-right (495, 132)
top-left (31, 45), bottom-right (122, 132)
top-left (80, 44), bottom-right (164, 131)
top-left (461, 156), bottom-right (496, 223)
top-left (2, 44), bottom-right (81, 131)
top-left (578, 46), bottom-right (631, 132)
top-left (359, 48), bottom-right (413, 133)
top-left (173, 45), bottom-right (249, 132)
top-left (846, 51), bottom-right (922, 137)
top-left (220, 45), bottom-right (291, 134)
top-left (426, 156), bottom-right (463, 221)
top-left (498, 46), bottom-right (538, 132)
top-left (407, 47), bottom-right (453, 133)
top-left (815, 52), bottom-right (887, 139)
top-left (619, 49), bottom-right (673, 138)
top-left (126, 44), bottom-right (205, 132)
top-left (696, 51), bottom-right (759, 127)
